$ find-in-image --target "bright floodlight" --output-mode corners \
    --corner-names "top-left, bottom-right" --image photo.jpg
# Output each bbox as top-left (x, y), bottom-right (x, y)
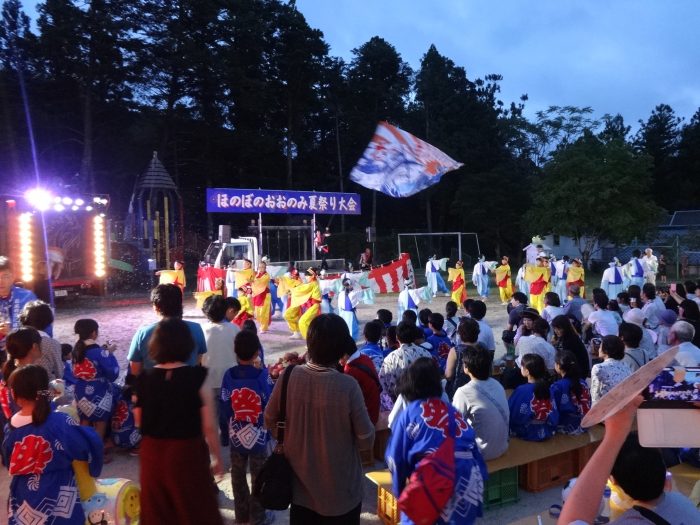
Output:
top-left (53, 204), bottom-right (65, 212)
top-left (75, 198), bottom-right (84, 206)
top-left (62, 197), bottom-right (73, 205)
top-left (25, 188), bottom-right (52, 211)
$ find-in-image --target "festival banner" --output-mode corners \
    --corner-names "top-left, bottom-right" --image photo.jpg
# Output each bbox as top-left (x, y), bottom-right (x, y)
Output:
top-left (207, 188), bottom-right (361, 215)
top-left (349, 121), bottom-right (463, 198)
top-left (367, 253), bottom-right (414, 293)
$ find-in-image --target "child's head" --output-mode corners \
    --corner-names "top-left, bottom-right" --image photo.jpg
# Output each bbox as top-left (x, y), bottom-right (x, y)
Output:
top-left (397, 357), bottom-right (442, 402)
top-left (9, 364), bottom-right (51, 425)
top-left (457, 318), bottom-right (480, 344)
top-left (386, 325), bottom-right (398, 349)
top-left (396, 321), bottom-right (416, 345)
top-left (19, 300), bottom-right (54, 331)
top-left (401, 309), bottom-right (417, 325)
top-left (234, 330), bottom-right (260, 363)
top-left (363, 320), bottom-right (382, 344)
top-left (418, 308), bottom-right (432, 327)
top-left (616, 291), bottom-right (630, 306)
top-left (462, 298), bottom-right (474, 312)
top-left (445, 301), bottom-right (458, 318)
top-left (520, 353), bottom-right (550, 399)
top-left (202, 295), bottom-right (228, 323)
top-left (428, 312), bottom-right (444, 332)
top-left (462, 345), bottom-right (491, 380)
top-left (555, 351), bottom-right (580, 379)
top-left (544, 292), bottom-right (560, 308)
top-left (61, 343), bottom-right (72, 361)
top-left (619, 322), bottom-right (642, 349)
top-left (224, 297), bottom-right (241, 321)
top-left (376, 309), bottom-right (392, 326)
top-left (242, 319), bottom-right (257, 333)
top-left (148, 318), bottom-right (195, 364)
top-left (73, 318), bottom-right (99, 363)
top-left (3, 328), bottom-right (42, 379)
top-left (468, 300), bottom-right (487, 321)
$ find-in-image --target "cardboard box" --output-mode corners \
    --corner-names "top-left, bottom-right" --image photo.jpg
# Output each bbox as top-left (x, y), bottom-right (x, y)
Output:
top-left (519, 450), bottom-right (578, 492)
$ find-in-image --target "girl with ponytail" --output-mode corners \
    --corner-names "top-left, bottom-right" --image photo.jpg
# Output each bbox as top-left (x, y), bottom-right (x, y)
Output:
top-left (72, 319), bottom-right (120, 446)
top-left (508, 353), bottom-right (559, 441)
top-left (3, 364), bottom-right (103, 524)
top-left (551, 351), bottom-right (591, 435)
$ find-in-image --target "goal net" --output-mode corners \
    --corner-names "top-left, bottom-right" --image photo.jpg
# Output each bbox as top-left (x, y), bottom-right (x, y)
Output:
top-left (397, 232), bottom-right (481, 287)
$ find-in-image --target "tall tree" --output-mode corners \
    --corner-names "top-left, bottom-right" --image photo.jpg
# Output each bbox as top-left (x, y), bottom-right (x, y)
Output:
top-left (673, 108), bottom-right (700, 209)
top-left (635, 103), bottom-right (682, 210)
top-left (527, 131), bottom-right (662, 264)
top-left (598, 113), bottom-right (630, 144)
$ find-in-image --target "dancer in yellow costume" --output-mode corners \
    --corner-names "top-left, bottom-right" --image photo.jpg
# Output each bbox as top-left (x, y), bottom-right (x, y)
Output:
top-left (252, 261), bottom-right (272, 333)
top-left (288, 266), bottom-right (322, 340)
top-left (526, 254), bottom-right (550, 313)
top-left (447, 260), bottom-right (467, 306)
top-left (495, 255), bottom-right (513, 304)
top-left (566, 258), bottom-right (585, 300)
top-left (156, 260), bottom-right (186, 293)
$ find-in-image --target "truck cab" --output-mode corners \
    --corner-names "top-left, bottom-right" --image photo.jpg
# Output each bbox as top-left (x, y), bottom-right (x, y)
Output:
top-left (202, 236), bottom-right (260, 269)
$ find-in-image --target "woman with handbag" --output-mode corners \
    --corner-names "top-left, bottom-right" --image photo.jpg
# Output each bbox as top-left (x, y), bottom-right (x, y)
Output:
top-left (264, 313), bottom-right (375, 524)
top-left (386, 357), bottom-right (487, 525)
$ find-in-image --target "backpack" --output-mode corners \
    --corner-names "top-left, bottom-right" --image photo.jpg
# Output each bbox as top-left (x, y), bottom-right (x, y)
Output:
top-left (397, 405), bottom-right (457, 525)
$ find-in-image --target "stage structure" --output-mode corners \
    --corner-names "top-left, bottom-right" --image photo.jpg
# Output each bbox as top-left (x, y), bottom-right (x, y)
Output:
top-left (124, 152), bottom-right (184, 269)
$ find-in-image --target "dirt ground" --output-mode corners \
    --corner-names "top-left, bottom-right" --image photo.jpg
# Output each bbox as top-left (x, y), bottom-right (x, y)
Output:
top-left (1, 289), bottom-right (560, 524)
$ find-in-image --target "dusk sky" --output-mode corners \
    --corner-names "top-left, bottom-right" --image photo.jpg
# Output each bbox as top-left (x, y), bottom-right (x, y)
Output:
top-left (23, 0), bottom-right (700, 128)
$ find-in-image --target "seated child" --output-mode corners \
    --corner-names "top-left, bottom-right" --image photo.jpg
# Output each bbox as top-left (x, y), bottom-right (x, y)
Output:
top-left (426, 312), bottom-right (452, 372)
top-left (444, 301), bottom-right (460, 341)
top-left (508, 353), bottom-right (559, 441)
top-left (359, 320), bottom-right (385, 373)
top-left (418, 308), bottom-right (433, 339)
top-left (550, 351), bottom-right (590, 435)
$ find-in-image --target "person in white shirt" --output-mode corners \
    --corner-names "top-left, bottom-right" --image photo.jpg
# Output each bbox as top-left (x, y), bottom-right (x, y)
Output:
top-left (201, 295), bottom-right (240, 391)
top-left (584, 295), bottom-right (619, 337)
top-left (668, 320), bottom-right (700, 366)
top-left (468, 300), bottom-right (495, 355)
top-left (641, 283), bottom-right (664, 330)
top-left (553, 255), bottom-right (570, 304)
top-left (541, 292), bottom-right (566, 325)
top-left (643, 247), bottom-right (659, 285)
top-left (622, 308), bottom-right (658, 360)
top-left (515, 317), bottom-right (556, 370)
top-left (452, 345), bottom-right (509, 460)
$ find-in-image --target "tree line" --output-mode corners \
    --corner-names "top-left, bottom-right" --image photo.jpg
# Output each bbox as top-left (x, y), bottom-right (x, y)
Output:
top-left (1, 0), bottom-right (699, 261)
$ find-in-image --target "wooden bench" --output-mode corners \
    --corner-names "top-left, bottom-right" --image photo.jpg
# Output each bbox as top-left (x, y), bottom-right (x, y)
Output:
top-left (366, 424), bottom-right (606, 524)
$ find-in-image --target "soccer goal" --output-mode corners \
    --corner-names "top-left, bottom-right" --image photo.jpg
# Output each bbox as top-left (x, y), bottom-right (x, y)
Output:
top-left (397, 232), bottom-right (481, 285)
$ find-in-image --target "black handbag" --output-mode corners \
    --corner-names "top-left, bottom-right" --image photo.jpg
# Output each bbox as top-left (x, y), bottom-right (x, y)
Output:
top-left (253, 364), bottom-right (296, 510)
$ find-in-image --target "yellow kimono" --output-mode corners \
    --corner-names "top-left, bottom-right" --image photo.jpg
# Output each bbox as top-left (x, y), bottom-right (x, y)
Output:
top-left (158, 269), bottom-right (185, 293)
top-left (525, 265), bottom-right (550, 313)
top-left (494, 264), bottom-right (513, 303)
top-left (234, 268), bottom-right (255, 289)
top-left (252, 271), bottom-right (272, 332)
top-left (447, 267), bottom-right (467, 305)
top-left (288, 279), bottom-right (322, 338)
top-left (566, 266), bottom-right (585, 299)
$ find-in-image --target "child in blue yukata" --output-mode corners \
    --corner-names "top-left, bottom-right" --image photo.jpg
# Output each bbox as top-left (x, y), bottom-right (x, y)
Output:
top-left (220, 330), bottom-right (272, 525)
top-left (375, 308), bottom-right (393, 354)
top-left (551, 351), bottom-right (591, 435)
top-left (508, 353), bottom-right (559, 441)
top-left (418, 308), bottom-right (433, 339)
top-left (3, 364), bottom-right (103, 525)
top-left (444, 301), bottom-right (460, 341)
top-left (426, 312), bottom-right (452, 372)
top-left (359, 320), bottom-right (385, 373)
top-left (242, 319), bottom-right (265, 366)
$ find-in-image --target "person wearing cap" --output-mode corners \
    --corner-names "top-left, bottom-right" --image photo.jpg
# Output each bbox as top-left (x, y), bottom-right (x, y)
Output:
top-left (337, 278), bottom-right (364, 340)
top-left (514, 307), bottom-right (540, 347)
top-left (601, 258), bottom-right (624, 300)
top-left (553, 255), bottom-right (570, 303)
top-left (566, 257), bottom-right (585, 300)
top-left (472, 255), bottom-right (491, 300)
top-left (656, 308), bottom-right (678, 354)
top-left (287, 267), bottom-right (322, 340)
top-left (494, 256), bottom-right (512, 304)
top-left (525, 253), bottom-right (550, 314)
top-left (448, 260), bottom-right (467, 305)
top-left (668, 320), bottom-right (700, 366)
top-left (622, 308), bottom-right (657, 360)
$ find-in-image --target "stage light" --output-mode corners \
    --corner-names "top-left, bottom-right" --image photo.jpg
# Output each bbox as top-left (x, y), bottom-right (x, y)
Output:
top-left (71, 205), bottom-right (79, 211)
top-left (18, 213), bottom-right (33, 282)
top-left (53, 204), bottom-right (65, 212)
top-left (92, 215), bottom-right (107, 278)
top-left (85, 205), bottom-right (93, 211)
top-left (62, 197), bottom-right (73, 205)
top-left (25, 188), bottom-right (52, 211)
top-left (75, 198), bottom-right (84, 206)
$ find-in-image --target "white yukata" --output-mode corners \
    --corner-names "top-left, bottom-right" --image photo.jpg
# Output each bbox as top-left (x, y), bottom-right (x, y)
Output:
top-left (643, 254), bottom-right (658, 285)
top-left (628, 257), bottom-right (645, 288)
top-left (516, 265), bottom-right (529, 298)
top-left (397, 286), bottom-right (430, 320)
top-left (337, 288), bottom-right (364, 340)
top-left (472, 260), bottom-right (490, 298)
top-left (553, 259), bottom-right (569, 303)
top-left (601, 263), bottom-right (624, 300)
top-left (425, 259), bottom-right (440, 297)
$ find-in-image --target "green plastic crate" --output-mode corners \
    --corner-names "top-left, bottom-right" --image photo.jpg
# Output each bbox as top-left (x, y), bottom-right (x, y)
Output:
top-left (483, 466), bottom-right (519, 509)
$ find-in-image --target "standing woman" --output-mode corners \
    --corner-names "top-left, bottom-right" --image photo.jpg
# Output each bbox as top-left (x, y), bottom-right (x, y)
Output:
top-left (386, 357), bottom-right (487, 525)
top-left (264, 314), bottom-right (374, 524)
top-left (134, 317), bottom-right (224, 525)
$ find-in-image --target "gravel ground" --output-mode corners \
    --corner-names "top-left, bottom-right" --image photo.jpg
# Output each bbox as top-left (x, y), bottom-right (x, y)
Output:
top-left (1, 290), bottom-right (560, 524)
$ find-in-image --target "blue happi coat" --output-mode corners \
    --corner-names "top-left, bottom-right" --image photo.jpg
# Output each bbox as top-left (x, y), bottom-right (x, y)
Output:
top-left (386, 398), bottom-right (487, 525)
top-left (220, 364), bottom-right (271, 455)
top-left (550, 378), bottom-right (591, 435)
top-left (508, 383), bottom-right (559, 441)
top-left (2, 411), bottom-right (103, 525)
top-left (73, 344), bottom-right (120, 423)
